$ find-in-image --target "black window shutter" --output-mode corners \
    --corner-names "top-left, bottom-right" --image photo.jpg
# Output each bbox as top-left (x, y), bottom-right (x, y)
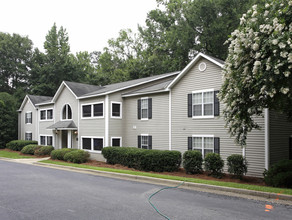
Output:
top-left (188, 137), bottom-right (192, 150)
top-left (214, 137), bottom-right (220, 154)
top-left (31, 113), bottom-right (32, 123)
top-left (138, 135), bottom-right (141, 148)
top-left (148, 98), bottom-right (152, 119)
top-left (137, 99), bottom-right (141, 119)
top-left (214, 91), bottom-right (220, 116)
top-left (148, 136), bottom-right (152, 150)
top-left (188, 94), bottom-right (192, 117)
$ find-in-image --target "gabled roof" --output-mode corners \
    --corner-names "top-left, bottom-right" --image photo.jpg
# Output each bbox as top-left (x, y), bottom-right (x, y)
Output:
top-left (167, 53), bottom-right (224, 89)
top-left (18, 95), bottom-right (53, 111)
top-left (79, 71), bottom-right (179, 99)
top-left (64, 81), bottom-right (103, 97)
top-left (47, 121), bottom-right (77, 130)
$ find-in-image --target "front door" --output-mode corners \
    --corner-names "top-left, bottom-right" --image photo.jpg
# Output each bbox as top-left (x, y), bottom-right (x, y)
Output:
top-left (62, 131), bottom-right (68, 148)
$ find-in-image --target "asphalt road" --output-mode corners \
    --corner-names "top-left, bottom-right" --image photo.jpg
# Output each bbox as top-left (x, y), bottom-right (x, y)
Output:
top-left (0, 160), bottom-right (291, 220)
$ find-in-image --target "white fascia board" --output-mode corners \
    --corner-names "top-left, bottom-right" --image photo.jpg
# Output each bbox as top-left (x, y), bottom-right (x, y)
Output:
top-left (18, 95), bottom-right (36, 111)
top-left (167, 53), bottom-right (224, 89)
top-left (121, 89), bottom-right (169, 98)
top-left (77, 72), bottom-right (178, 100)
top-left (35, 101), bottom-right (54, 106)
top-left (52, 81), bottom-right (78, 103)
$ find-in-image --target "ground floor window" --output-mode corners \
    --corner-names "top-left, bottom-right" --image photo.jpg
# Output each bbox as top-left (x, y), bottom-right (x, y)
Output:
top-left (111, 137), bottom-right (122, 147)
top-left (188, 136), bottom-right (220, 158)
top-left (40, 135), bottom-right (53, 146)
top-left (82, 137), bottom-right (104, 152)
top-left (25, 132), bottom-right (32, 141)
top-left (138, 135), bottom-right (152, 149)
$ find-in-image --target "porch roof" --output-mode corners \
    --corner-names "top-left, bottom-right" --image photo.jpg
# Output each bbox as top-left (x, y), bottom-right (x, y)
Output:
top-left (47, 121), bottom-right (77, 130)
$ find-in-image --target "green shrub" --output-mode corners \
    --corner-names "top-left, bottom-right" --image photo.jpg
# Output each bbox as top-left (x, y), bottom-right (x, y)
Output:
top-left (183, 150), bottom-right (203, 174)
top-left (204, 153), bottom-right (224, 178)
top-left (50, 148), bottom-right (77, 161)
top-left (35, 146), bottom-right (55, 156)
top-left (21, 145), bottom-right (41, 155)
top-left (64, 150), bottom-right (90, 164)
top-left (263, 160), bottom-right (292, 188)
top-left (227, 154), bottom-right (248, 179)
top-left (6, 140), bottom-right (38, 151)
top-left (102, 147), bottom-right (181, 172)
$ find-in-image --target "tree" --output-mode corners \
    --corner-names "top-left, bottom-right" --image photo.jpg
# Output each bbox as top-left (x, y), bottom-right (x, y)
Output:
top-left (219, 0), bottom-right (292, 146)
top-left (0, 32), bottom-right (33, 94)
top-left (0, 93), bottom-right (18, 148)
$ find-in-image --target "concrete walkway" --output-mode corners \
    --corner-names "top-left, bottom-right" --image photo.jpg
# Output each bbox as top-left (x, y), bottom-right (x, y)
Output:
top-left (0, 157), bottom-right (50, 164)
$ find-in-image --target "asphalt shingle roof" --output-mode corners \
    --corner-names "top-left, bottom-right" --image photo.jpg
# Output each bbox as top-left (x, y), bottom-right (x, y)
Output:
top-left (47, 121), bottom-right (77, 130)
top-left (28, 95), bottom-right (53, 106)
top-left (64, 81), bottom-right (103, 97)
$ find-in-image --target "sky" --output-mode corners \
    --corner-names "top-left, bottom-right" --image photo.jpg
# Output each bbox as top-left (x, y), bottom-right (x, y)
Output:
top-left (0, 0), bottom-right (158, 54)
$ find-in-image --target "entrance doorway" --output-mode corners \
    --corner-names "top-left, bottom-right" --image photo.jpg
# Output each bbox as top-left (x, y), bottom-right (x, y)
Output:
top-left (62, 131), bottom-right (68, 148)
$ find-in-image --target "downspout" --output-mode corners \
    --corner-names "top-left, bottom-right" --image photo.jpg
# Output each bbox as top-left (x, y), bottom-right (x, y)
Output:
top-left (105, 95), bottom-right (109, 147)
top-left (265, 108), bottom-right (270, 170)
top-left (169, 90), bottom-right (172, 151)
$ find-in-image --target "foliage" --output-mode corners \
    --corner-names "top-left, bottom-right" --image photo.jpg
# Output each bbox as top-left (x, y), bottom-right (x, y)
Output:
top-left (263, 160), bottom-right (292, 188)
top-left (6, 140), bottom-right (38, 151)
top-left (204, 153), bottom-right (224, 178)
top-left (183, 150), bottom-right (203, 174)
top-left (102, 147), bottom-right (181, 172)
top-left (34, 146), bottom-right (55, 156)
top-left (63, 150), bottom-right (90, 164)
top-left (227, 154), bottom-right (248, 179)
top-left (50, 148), bottom-right (77, 161)
top-left (21, 145), bottom-right (41, 155)
top-left (0, 93), bottom-right (18, 148)
top-left (219, 0), bottom-right (292, 146)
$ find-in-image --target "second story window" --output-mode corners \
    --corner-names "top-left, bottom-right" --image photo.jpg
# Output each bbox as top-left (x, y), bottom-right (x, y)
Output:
top-left (40, 109), bottom-right (53, 121)
top-left (82, 102), bottom-right (104, 118)
top-left (111, 102), bottom-right (122, 118)
top-left (137, 98), bottom-right (152, 120)
top-left (25, 112), bottom-right (32, 124)
top-left (62, 104), bottom-right (72, 120)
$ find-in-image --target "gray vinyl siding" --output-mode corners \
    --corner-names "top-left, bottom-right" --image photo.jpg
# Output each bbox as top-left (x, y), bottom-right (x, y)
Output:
top-left (171, 58), bottom-right (266, 177)
top-left (123, 92), bottom-right (169, 150)
top-left (21, 99), bottom-right (37, 141)
top-left (269, 110), bottom-right (292, 165)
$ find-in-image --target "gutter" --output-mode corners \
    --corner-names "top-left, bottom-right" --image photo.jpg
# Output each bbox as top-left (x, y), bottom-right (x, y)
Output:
top-left (265, 108), bottom-right (270, 170)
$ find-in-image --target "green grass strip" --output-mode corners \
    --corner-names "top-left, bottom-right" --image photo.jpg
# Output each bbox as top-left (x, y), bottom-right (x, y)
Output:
top-left (0, 150), bottom-right (33, 159)
top-left (40, 160), bottom-right (292, 195)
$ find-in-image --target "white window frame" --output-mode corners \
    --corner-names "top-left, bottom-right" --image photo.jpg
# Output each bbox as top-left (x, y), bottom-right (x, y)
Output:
top-left (40, 108), bottom-right (53, 121)
top-left (111, 137), bottom-right (122, 147)
top-left (141, 134), bottom-right (149, 149)
top-left (81, 102), bottom-right (104, 119)
top-left (81, 136), bottom-right (104, 153)
top-left (25, 131), bottom-right (32, 140)
top-left (25, 111), bottom-right (32, 124)
top-left (141, 97), bottom-right (149, 120)
top-left (192, 135), bottom-right (214, 158)
top-left (39, 135), bottom-right (53, 146)
top-left (61, 104), bottom-right (73, 121)
top-left (111, 101), bottom-right (122, 119)
top-left (192, 89), bottom-right (214, 119)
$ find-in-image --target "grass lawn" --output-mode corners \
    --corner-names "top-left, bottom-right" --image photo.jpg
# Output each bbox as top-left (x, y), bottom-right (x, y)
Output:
top-left (40, 159), bottom-right (292, 196)
top-left (0, 149), bottom-right (33, 159)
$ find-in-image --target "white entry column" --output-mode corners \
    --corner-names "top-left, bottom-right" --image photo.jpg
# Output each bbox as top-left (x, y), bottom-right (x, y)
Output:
top-left (68, 130), bottom-right (72, 148)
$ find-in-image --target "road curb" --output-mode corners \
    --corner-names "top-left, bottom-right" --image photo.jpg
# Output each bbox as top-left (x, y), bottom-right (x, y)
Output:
top-left (34, 162), bottom-right (292, 203)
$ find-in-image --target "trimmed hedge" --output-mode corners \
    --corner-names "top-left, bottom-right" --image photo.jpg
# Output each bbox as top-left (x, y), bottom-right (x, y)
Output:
top-left (102, 147), bottom-right (181, 172)
top-left (263, 160), bottom-right (292, 188)
top-left (64, 150), bottom-right (90, 164)
top-left (183, 150), bottom-right (203, 174)
top-left (21, 145), bottom-right (41, 155)
top-left (35, 146), bottom-right (55, 156)
top-left (204, 153), bottom-right (224, 178)
top-left (6, 140), bottom-right (38, 151)
top-left (50, 148), bottom-right (77, 161)
top-left (227, 154), bottom-right (248, 179)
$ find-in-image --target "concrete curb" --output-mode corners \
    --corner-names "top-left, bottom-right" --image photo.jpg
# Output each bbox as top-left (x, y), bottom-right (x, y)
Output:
top-left (34, 161), bottom-right (292, 203)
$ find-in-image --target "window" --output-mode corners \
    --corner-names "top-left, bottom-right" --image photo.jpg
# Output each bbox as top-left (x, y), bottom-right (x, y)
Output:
top-left (137, 98), bottom-right (152, 120)
top-left (188, 90), bottom-right (219, 118)
top-left (111, 102), bottom-right (122, 118)
top-left (25, 112), bottom-right (32, 124)
top-left (82, 137), bottom-right (104, 151)
top-left (111, 137), bottom-right (122, 147)
top-left (138, 135), bottom-right (152, 149)
top-left (62, 104), bottom-right (72, 120)
top-left (25, 132), bottom-right (32, 141)
top-left (40, 109), bottom-right (53, 121)
top-left (82, 103), bottom-right (103, 118)
top-left (188, 136), bottom-right (220, 158)
top-left (40, 135), bottom-right (53, 146)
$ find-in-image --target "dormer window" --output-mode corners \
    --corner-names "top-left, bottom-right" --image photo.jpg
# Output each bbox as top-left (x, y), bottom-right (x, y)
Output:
top-left (62, 104), bottom-right (72, 120)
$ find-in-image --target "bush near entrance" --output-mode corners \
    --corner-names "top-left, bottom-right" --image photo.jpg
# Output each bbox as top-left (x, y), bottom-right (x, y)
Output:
top-left (264, 160), bottom-right (292, 188)
top-left (6, 140), bottom-right (38, 151)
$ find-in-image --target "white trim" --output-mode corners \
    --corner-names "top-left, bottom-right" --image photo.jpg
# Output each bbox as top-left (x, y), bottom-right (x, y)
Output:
top-left (122, 90), bottom-right (168, 98)
top-left (25, 131), bottom-right (32, 141)
top-left (265, 108), bottom-right (270, 170)
top-left (167, 53), bottom-right (224, 89)
top-left (39, 108), bottom-right (54, 121)
top-left (105, 95), bottom-right (109, 147)
top-left (140, 97), bottom-right (149, 120)
top-left (52, 81), bottom-right (78, 103)
top-left (110, 101), bottom-right (122, 119)
top-left (192, 89), bottom-right (215, 119)
top-left (191, 135), bottom-right (215, 158)
top-left (198, 62), bottom-right (207, 72)
top-left (78, 72), bottom-right (179, 100)
top-left (81, 101), bottom-right (104, 119)
top-left (169, 90), bottom-right (172, 151)
top-left (25, 111), bottom-right (32, 124)
top-left (111, 137), bottom-right (122, 147)
top-left (242, 146), bottom-right (246, 157)
top-left (18, 95), bottom-right (36, 111)
top-left (77, 99), bottom-right (80, 149)
top-left (39, 134), bottom-right (54, 146)
top-left (60, 103), bottom-right (73, 121)
top-left (81, 136), bottom-right (104, 153)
